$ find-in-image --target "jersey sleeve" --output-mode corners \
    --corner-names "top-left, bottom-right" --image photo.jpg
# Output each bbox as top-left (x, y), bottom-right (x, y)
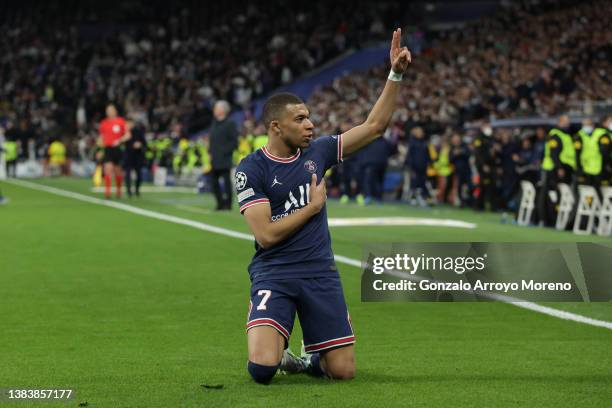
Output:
top-left (235, 159), bottom-right (269, 214)
top-left (310, 134), bottom-right (343, 171)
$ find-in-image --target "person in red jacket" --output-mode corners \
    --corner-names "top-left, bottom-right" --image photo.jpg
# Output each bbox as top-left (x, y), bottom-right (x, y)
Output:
top-left (98, 104), bottom-right (130, 198)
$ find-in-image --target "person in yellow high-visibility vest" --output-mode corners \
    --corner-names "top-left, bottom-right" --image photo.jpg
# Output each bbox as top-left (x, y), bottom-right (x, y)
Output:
top-left (598, 115), bottom-right (612, 187)
top-left (251, 133), bottom-right (268, 151)
top-left (0, 141), bottom-right (9, 202)
top-left (173, 138), bottom-right (190, 175)
top-left (197, 137), bottom-right (212, 174)
top-left (4, 138), bottom-right (18, 178)
top-left (537, 115), bottom-right (576, 227)
top-left (541, 116), bottom-right (576, 183)
top-left (574, 118), bottom-right (609, 188)
top-left (48, 138), bottom-right (67, 176)
top-left (434, 136), bottom-right (454, 204)
top-left (185, 142), bottom-right (199, 173)
top-left (234, 134), bottom-right (253, 165)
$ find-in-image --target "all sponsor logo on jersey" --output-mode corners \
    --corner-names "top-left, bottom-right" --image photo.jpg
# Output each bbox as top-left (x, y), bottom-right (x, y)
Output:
top-left (304, 160), bottom-right (317, 174)
top-left (271, 183), bottom-right (311, 222)
top-left (284, 183), bottom-right (310, 212)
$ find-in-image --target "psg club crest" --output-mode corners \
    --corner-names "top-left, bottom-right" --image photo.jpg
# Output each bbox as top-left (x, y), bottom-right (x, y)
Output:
top-left (304, 160), bottom-right (317, 174)
top-left (235, 172), bottom-right (247, 190)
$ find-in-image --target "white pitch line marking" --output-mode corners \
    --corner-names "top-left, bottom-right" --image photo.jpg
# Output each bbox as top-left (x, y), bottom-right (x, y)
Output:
top-left (6, 178), bottom-right (612, 331)
top-left (328, 217), bottom-right (476, 229)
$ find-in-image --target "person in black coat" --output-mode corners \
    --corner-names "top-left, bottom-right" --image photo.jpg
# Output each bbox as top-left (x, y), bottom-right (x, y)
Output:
top-left (449, 132), bottom-right (472, 207)
top-left (209, 100), bottom-right (238, 210)
top-left (123, 119), bottom-right (147, 197)
top-left (360, 137), bottom-right (391, 204)
top-left (473, 124), bottom-right (497, 211)
top-left (405, 127), bottom-right (431, 202)
top-left (0, 144), bottom-right (6, 203)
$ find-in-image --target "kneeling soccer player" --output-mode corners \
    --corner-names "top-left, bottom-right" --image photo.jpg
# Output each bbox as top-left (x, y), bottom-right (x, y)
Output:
top-left (236, 28), bottom-right (412, 384)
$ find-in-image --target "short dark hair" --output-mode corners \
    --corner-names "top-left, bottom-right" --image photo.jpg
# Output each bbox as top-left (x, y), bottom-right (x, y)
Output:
top-left (262, 93), bottom-right (304, 129)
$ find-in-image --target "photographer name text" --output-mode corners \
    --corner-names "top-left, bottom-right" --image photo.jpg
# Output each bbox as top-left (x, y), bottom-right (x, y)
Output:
top-left (372, 279), bottom-right (573, 292)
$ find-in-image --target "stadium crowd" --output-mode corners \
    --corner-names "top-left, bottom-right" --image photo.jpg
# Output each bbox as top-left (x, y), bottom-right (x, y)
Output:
top-left (0, 0), bottom-right (392, 158)
top-left (1, 0), bottom-right (610, 218)
top-left (304, 0), bottom-right (612, 212)
top-left (310, 0), bottom-right (611, 135)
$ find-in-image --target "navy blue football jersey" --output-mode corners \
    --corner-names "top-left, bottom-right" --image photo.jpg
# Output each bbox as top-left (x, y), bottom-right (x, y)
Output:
top-left (235, 134), bottom-right (343, 283)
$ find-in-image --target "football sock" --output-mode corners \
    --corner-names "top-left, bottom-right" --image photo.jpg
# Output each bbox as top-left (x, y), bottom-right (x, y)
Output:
top-left (308, 353), bottom-right (326, 377)
top-left (247, 361), bottom-right (278, 385)
top-left (104, 175), bottom-right (111, 197)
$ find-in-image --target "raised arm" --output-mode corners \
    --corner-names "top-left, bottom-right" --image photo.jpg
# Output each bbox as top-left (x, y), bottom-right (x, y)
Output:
top-left (341, 28), bottom-right (412, 157)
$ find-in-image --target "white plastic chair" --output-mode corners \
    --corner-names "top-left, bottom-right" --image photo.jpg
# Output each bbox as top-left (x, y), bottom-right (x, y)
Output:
top-left (597, 186), bottom-right (612, 236)
top-left (517, 180), bottom-right (536, 226)
top-left (573, 185), bottom-right (601, 235)
top-left (555, 183), bottom-right (575, 230)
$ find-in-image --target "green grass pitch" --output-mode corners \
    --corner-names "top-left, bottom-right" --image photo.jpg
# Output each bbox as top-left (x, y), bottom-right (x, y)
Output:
top-left (0, 177), bottom-right (611, 407)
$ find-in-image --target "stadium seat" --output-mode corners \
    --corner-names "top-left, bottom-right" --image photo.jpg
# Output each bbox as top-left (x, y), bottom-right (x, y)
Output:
top-left (154, 167), bottom-right (168, 187)
top-left (517, 180), bottom-right (536, 226)
top-left (573, 185), bottom-right (601, 235)
top-left (597, 186), bottom-right (612, 237)
top-left (555, 183), bottom-right (575, 231)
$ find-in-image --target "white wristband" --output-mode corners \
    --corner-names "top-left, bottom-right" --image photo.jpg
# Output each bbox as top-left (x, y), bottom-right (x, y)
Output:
top-left (388, 69), bottom-right (403, 82)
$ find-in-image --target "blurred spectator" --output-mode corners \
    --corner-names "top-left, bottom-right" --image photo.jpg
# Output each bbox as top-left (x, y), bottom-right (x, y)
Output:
top-left (339, 124), bottom-right (364, 205)
top-left (434, 135), bottom-right (454, 204)
top-left (537, 115), bottom-right (575, 226)
top-left (473, 124), bottom-right (497, 211)
top-left (124, 119), bottom-right (147, 197)
top-left (449, 132), bottom-right (472, 207)
top-left (499, 130), bottom-right (519, 210)
top-left (209, 100), bottom-right (237, 210)
top-left (359, 136), bottom-right (392, 205)
top-left (574, 117), bottom-right (609, 189)
top-left (3, 134), bottom-right (18, 177)
top-left (46, 137), bottom-right (68, 176)
top-left (405, 127), bottom-right (431, 205)
top-left (515, 136), bottom-right (540, 186)
top-left (599, 116), bottom-right (612, 187)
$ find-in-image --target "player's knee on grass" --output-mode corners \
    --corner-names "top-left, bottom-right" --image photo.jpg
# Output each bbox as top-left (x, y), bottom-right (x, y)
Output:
top-left (322, 348), bottom-right (356, 380)
top-left (325, 361), bottom-right (355, 380)
top-left (247, 326), bottom-right (285, 366)
top-left (248, 347), bottom-right (283, 366)
top-left (247, 361), bottom-right (278, 385)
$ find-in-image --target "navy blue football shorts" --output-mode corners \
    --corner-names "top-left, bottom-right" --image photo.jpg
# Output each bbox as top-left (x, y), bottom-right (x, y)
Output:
top-left (246, 276), bottom-right (355, 354)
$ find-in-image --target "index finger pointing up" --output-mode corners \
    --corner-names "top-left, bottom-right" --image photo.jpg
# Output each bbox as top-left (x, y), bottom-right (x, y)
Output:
top-left (391, 28), bottom-right (400, 51)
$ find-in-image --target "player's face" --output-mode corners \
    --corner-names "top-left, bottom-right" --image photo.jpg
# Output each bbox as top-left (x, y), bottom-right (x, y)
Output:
top-left (277, 104), bottom-right (314, 149)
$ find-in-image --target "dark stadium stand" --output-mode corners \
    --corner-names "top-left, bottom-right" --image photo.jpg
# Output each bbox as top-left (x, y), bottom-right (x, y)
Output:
top-left (0, 0), bottom-right (610, 219)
